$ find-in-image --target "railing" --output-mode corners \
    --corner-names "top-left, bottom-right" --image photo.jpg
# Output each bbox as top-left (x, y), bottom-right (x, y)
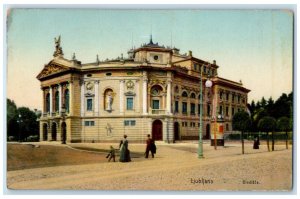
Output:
top-left (42, 112), bottom-right (70, 118)
top-left (151, 109), bottom-right (166, 115)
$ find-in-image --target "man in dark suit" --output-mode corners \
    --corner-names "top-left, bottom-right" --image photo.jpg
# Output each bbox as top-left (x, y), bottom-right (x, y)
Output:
top-left (145, 134), bottom-right (156, 158)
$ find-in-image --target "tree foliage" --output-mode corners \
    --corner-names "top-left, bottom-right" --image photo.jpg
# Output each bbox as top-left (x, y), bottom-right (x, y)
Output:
top-left (232, 111), bottom-right (252, 132)
top-left (257, 116), bottom-right (277, 133)
top-left (247, 92), bottom-right (293, 132)
top-left (277, 117), bottom-right (291, 132)
top-left (7, 98), bottom-right (40, 141)
top-left (7, 99), bottom-right (18, 139)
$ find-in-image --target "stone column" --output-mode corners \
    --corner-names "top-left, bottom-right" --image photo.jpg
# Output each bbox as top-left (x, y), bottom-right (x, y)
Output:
top-left (80, 80), bottom-right (85, 116)
top-left (49, 86), bottom-right (53, 115)
top-left (58, 84), bottom-right (62, 113)
top-left (94, 80), bottom-right (99, 116)
top-left (142, 79), bottom-right (148, 115)
top-left (69, 81), bottom-right (73, 115)
top-left (166, 80), bottom-right (171, 114)
top-left (120, 80), bottom-right (125, 114)
top-left (135, 80), bottom-right (139, 112)
top-left (42, 88), bottom-right (45, 115)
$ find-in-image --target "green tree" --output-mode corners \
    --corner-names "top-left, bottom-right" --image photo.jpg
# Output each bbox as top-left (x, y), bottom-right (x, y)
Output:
top-left (266, 97), bottom-right (275, 116)
top-left (7, 99), bottom-right (18, 140)
top-left (232, 111), bottom-right (252, 154)
top-left (258, 116), bottom-right (276, 152)
top-left (277, 117), bottom-right (291, 149)
top-left (273, 93), bottom-right (292, 119)
top-left (261, 97), bottom-right (267, 108)
top-left (17, 107), bottom-right (39, 141)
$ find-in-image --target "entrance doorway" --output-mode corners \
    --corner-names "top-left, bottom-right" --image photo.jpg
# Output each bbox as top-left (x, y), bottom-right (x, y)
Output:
top-left (43, 123), bottom-right (48, 141)
top-left (51, 122), bottom-right (57, 141)
top-left (174, 122), bottom-right (180, 141)
top-left (152, 120), bottom-right (163, 141)
top-left (206, 124), bottom-right (211, 139)
top-left (61, 122), bottom-right (67, 144)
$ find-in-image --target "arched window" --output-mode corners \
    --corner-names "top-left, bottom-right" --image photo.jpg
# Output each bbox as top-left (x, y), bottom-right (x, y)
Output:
top-left (46, 93), bottom-right (50, 112)
top-left (55, 91), bottom-right (59, 112)
top-left (190, 93), bottom-right (196, 99)
top-left (151, 85), bottom-right (163, 96)
top-left (64, 89), bottom-right (69, 113)
top-left (182, 91), bottom-right (188, 97)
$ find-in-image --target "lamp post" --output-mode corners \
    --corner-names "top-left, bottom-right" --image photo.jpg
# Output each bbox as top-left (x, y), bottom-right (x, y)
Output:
top-left (17, 114), bottom-right (22, 142)
top-left (198, 65), bottom-right (212, 159)
top-left (61, 105), bottom-right (66, 144)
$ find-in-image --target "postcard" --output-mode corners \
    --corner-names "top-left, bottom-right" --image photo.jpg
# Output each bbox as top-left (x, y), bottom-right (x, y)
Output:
top-left (5, 7), bottom-right (294, 192)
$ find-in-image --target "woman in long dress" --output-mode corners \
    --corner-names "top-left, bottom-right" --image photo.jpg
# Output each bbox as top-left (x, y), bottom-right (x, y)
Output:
top-left (119, 135), bottom-right (131, 162)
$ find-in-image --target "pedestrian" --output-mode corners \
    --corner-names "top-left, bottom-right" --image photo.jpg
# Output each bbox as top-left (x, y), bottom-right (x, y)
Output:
top-left (106, 145), bottom-right (116, 162)
top-left (145, 134), bottom-right (156, 158)
top-left (119, 134), bottom-right (131, 162)
top-left (253, 136), bottom-right (260, 149)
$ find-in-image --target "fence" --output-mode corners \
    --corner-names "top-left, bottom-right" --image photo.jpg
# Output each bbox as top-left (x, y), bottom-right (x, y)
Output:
top-left (224, 131), bottom-right (293, 141)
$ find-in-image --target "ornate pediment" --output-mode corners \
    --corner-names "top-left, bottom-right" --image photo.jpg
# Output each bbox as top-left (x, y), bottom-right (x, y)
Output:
top-left (37, 63), bottom-right (70, 79)
top-left (124, 91), bottom-right (136, 96)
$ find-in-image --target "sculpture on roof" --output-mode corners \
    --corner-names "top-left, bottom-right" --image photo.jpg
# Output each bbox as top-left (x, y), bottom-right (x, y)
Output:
top-left (53, 35), bottom-right (64, 57)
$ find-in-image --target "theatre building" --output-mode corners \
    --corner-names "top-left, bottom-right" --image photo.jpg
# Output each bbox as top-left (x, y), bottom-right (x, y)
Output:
top-left (37, 36), bottom-right (250, 143)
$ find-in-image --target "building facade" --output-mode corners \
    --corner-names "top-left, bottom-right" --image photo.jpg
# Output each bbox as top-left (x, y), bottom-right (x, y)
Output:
top-left (37, 36), bottom-right (250, 143)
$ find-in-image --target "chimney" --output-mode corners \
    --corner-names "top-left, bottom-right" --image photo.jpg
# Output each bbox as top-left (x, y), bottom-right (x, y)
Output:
top-left (188, 50), bottom-right (193, 57)
top-left (213, 60), bottom-right (216, 65)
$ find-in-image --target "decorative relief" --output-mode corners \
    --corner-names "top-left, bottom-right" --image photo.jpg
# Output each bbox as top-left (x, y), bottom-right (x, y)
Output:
top-left (86, 82), bottom-right (94, 91)
top-left (37, 63), bottom-right (69, 79)
top-left (85, 82), bottom-right (94, 97)
top-left (106, 123), bottom-right (113, 136)
top-left (149, 79), bottom-right (166, 87)
top-left (126, 80), bottom-right (135, 90)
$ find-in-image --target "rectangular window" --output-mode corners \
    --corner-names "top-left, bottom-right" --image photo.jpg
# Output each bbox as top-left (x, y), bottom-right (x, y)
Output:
top-left (182, 102), bottom-right (187, 114)
top-left (226, 93), bottom-right (229, 101)
top-left (191, 103), bottom-right (195, 115)
top-left (226, 106), bottom-right (229, 116)
top-left (85, 121), bottom-right (95, 126)
top-left (127, 97), bottom-right (133, 110)
top-left (87, 98), bottom-right (93, 111)
top-left (238, 96), bottom-right (241, 103)
top-left (198, 104), bottom-right (201, 115)
top-left (232, 95), bottom-right (235, 103)
top-left (219, 106), bottom-right (223, 115)
top-left (193, 63), bottom-right (198, 71)
top-left (152, 100), bottom-right (160, 109)
top-left (124, 121), bottom-right (130, 126)
top-left (175, 101), bottom-right (179, 113)
top-left (232, 107), bottom-right (235, 116)
top-left (182, 122), bottom-right (185, 127)
top-left (124, 120), bottom-right (136, 126)
top-left (207, 104), bottom-right (210, 116)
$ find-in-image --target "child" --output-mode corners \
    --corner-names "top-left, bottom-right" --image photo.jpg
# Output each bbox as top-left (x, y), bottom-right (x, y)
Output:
top-left (106, 145), bottom-right (116, 162)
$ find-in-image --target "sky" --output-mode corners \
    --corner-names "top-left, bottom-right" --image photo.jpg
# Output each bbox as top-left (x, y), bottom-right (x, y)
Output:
top-left (6, 9), bottom-right (293, 110)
